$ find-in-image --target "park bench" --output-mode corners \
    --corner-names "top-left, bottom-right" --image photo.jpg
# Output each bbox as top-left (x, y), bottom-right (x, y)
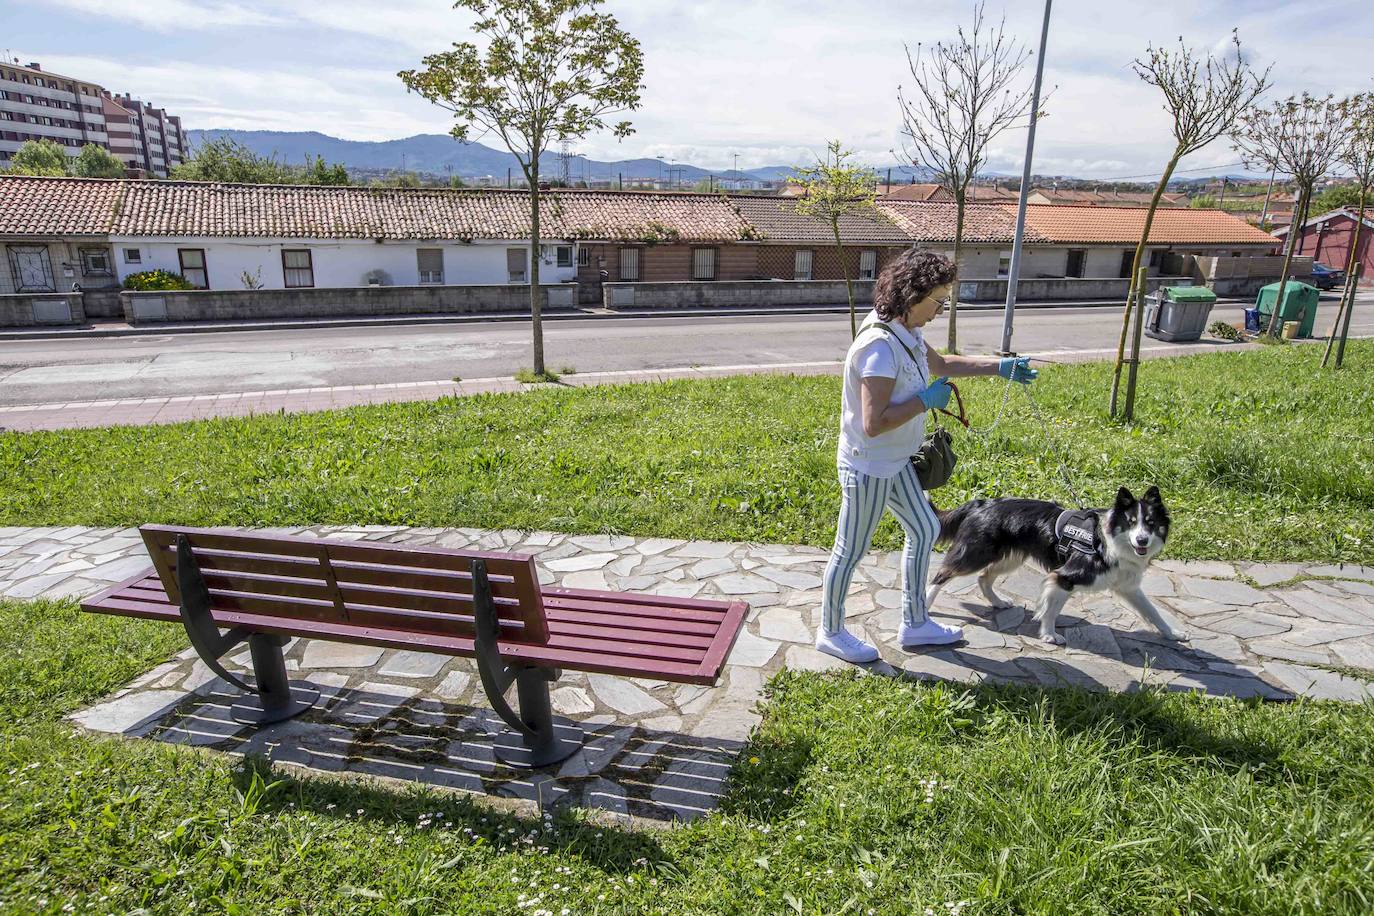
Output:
top-left (81, 525), bottom-right (748, 767)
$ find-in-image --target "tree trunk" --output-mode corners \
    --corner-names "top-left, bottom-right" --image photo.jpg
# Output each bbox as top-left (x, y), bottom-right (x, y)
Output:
top-left (835, 222), bottom-right (856, 339)
top-left (529, 162), bottom-right (545, 376)
top-left (1325, 184), bottom-right (1367, 368)
top-left (948, 194), bottom-right (966, 354)
top-left (1264, 183), bottom-right (1310, 338)
top-left (1109, 150), bottom-right (1181, 417)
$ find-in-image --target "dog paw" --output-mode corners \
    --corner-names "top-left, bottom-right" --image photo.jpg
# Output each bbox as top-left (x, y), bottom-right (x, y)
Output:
top-left (1039, 633), bottom-right (1066, 646)
top-left (989, 597), bottom-right (1015, 610)
top-left (1165, 629), bottom-right (1190, 642)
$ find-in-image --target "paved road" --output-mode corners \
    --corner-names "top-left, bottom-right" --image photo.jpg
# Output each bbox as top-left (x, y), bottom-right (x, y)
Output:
top-left (1, 294), bottom-right (1369, 406)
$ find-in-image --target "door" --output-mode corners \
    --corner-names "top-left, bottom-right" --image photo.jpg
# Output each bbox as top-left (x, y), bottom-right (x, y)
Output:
top-left (8, 245), bottom-right (55, 292)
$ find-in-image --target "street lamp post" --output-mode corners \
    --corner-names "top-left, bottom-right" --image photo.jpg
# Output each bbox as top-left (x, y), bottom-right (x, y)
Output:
top-left (999, 0), bottom-right (1054, 356)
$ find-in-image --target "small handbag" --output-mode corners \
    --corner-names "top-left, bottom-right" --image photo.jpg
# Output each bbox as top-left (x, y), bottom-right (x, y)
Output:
top-left (864, 321), bottom-right (968, 490)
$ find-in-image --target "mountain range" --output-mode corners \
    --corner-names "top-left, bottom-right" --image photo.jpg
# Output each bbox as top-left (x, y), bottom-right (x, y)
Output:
top-left (186, 129), bottom-right (919, 184)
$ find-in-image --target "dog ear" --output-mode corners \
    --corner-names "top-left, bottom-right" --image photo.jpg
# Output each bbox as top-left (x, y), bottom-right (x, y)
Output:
top-left (1143, 485), bottom-right (1163, 504)
top-left (1115, 486), bottom-right (1136, 509)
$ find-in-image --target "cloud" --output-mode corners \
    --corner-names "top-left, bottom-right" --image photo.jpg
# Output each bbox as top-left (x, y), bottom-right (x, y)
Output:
top-left (14, 0), bottom-right (1374, 178)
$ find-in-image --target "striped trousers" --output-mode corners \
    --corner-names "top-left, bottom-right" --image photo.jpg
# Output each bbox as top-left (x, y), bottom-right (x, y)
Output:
top-left (821, 462), bottom-right (941, 634)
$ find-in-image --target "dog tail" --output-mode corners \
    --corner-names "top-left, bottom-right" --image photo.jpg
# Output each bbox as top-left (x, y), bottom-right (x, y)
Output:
top-left (932, 499), bottom-right (986, 546)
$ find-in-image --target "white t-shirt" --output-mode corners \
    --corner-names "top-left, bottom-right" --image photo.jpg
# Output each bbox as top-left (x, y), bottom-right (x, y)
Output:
top-left (836, 311), bottom-right (932, 478)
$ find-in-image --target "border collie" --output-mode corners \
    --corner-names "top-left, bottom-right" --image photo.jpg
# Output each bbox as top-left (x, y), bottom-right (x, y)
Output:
top-left (926, 487), bottom-right (1187, 645)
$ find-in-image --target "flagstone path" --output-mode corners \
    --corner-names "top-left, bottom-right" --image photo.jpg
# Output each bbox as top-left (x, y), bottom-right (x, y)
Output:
top-left (5, 525), bottom-right (1373, 822)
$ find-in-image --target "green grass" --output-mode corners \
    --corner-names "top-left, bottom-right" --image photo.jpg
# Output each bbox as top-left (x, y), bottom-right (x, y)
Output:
top-left (1, 342), bottom-right (1371, 563)
top-left (4, 598), bottom-right (1374, 914)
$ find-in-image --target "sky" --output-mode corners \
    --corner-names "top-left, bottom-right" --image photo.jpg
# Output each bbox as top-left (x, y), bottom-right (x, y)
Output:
top-left (3, 0), bottom-right (1372, 179)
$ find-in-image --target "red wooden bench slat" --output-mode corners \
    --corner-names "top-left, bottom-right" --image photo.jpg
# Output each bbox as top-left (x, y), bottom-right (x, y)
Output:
top-left (153, 545), bottom-right (533, 601)
top-left (542, 593), bottom-right (727, 624)
top-left (543, 584), bottom-right (741, 613)
top-left (84, 586), bottom-right (715, 683)
top-left (546, 606), bottom-right (722, 637)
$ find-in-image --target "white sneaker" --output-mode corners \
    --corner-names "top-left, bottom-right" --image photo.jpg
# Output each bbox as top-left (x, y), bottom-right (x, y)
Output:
top-left (899, 618), bottom-right (964, 647)
top-left (815, 628), bottom-right (880, 664)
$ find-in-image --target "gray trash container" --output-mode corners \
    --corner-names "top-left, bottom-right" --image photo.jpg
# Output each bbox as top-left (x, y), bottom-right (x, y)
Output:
top-left (1144, 285), bottom-right (1217, 342)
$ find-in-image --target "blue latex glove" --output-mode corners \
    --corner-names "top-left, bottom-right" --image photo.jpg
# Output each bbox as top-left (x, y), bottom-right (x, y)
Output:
top-left (998, 356), bottom-right (1038, 384)
top-left (919, 376), bottom-right (953, 411)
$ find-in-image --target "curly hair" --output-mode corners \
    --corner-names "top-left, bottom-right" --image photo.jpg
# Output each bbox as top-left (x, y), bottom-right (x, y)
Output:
top-left (872, 248), bottom-right (958, 322)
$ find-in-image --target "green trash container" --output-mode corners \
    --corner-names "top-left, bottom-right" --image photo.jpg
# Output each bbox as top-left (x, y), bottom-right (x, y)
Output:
top-left (1255, 281), bottom-right (1319, 338)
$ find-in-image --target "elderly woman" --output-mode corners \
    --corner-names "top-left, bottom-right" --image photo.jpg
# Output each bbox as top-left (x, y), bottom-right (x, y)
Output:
top-left (816, 248), bottom-right (1037, 664)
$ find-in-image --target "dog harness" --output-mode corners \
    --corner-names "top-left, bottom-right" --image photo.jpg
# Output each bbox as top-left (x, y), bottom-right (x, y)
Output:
top-left (1054, 508), bottom-right (1100, 563)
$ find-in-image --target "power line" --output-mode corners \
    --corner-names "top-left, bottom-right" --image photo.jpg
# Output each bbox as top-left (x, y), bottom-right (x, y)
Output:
top-left (1087, 160), bottom-right (1253, 182)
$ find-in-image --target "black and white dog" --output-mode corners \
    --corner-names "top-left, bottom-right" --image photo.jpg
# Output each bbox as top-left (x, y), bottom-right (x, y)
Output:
top-left (926, 487), bottom-right (1187, 645)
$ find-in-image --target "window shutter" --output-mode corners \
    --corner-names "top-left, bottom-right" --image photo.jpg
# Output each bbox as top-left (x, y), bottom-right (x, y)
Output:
top-left (620, 247), bottom-right (640, 281)
top-left (418, 248), bottom-right (444, 283)
top-left (859, 250), bottom-right (877, 279)
top-left (692, 247), bottom-right (716, 280)
top-left (507, 248), bottom-right (527, 282)
top-left (794, 249), bottom-right (813, 280)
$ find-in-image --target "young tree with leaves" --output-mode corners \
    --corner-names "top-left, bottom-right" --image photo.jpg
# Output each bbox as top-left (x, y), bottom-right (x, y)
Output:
top-left (789, 140), bottom-right (879, 338)
top-left (1108, 32), bottom-right (1269, 420)
top-left (897, 2), bottom-right (1033, 353)
top-left (72, 143), bottom-right (126, 178)
top-left (9, 139), bottom-right (70, 176)
top-left (1323, 92), bottom-right (1373, 369)
top-left (1234, 93), bottom-right (1354, 337)
top-left (400, 0), bottom-right (644, 378)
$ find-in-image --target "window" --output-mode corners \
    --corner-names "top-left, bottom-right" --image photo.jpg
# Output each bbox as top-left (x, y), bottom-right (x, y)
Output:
top-left (692, 247), bottom-right (717, 281)
top-left (1066, 248), bottom-right (1086, 278)
top-left (578, 247), bottom-right (591, 267)
top-left (1119, 250), bottom-right (1134, 278)
top-left (618, 247), bottom-right (640, 281)
top-left (858, 250), bottom-right (877, 280)
top-left (282, 249), bottom-right (314, 288)
top-left (80, 247), bottom-right (112, 276)
top-left (794, 249), bottom-right (813, 281)
top-left (998, 250), bottom-right (1012, 278)
top-left (417, 248), bottom-right (444, 284)
top-left (7, 244), bottom-right (55, 292)
top-left (507, 247), bottom-right (528, 283)
top-left (556, 245), bottom-right (573, 268)
top-left (1148, 249), bottom-right (1164, 269)
top-left (178, 248), bottom-right (208, 289)
top-left (124, 248), bottom-right (142, 264)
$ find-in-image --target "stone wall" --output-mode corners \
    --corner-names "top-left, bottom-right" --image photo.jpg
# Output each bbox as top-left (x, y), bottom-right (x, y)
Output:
top-left (955, 275), bottom-right (1195, 304)
top-left (81, 287), bottom-right (124, 319)
top-left (120, 283), bottom-right (577, 324)
top-left (0, 292), bottom-right (86, 327)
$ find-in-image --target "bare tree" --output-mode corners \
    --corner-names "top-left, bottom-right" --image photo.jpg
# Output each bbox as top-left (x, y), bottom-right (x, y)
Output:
top-left (401, 0), bottom-right (644, 378)
top-left (1109, 32), bottom-right (1269, 420)
top-left (1323, 92), bottom-right (1373, 369)
top-left (898, 3), bottom-right (1034, 353)
top-left (790, 140), bottom-right (879, 338)
top-left (1234, 93), bottom-right (1354, 339)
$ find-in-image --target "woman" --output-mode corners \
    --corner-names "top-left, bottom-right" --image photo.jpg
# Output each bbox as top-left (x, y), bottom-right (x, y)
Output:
top-left (816, 248), bottom-right (1038, 664)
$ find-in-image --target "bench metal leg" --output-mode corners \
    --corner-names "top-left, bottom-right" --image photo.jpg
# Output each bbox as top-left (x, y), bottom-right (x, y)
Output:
top-left (489, 665), bottom-right (583, 769)
top-left (230, 632), bottom-right (320, 726)
top-left (470, 558), bottom-right (583, 768)
top-left (175, 534), bottom-right (318, 726)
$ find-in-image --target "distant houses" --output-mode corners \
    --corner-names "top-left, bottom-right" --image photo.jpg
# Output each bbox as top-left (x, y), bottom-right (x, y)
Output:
top-left (1, 175), bottom-right (1281, 325)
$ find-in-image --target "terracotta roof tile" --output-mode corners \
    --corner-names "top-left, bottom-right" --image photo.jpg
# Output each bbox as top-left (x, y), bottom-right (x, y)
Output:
top-left (0, 177), bottom-right (753, 243)
top-left (876, 201), bottom-right (1048, 244)
top-left (1019, 204), bottom-right (1279, 246)
top-left (0, 175), bottom-right (121, 236)
top-left (729, 196), bottom-right (910, 244)
top-left (880, 183), bottom-right (950, 202)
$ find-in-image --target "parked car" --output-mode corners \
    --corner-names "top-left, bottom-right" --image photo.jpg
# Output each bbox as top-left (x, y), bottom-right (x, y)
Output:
top-left (1310, 262), bottom-right (1346, 290)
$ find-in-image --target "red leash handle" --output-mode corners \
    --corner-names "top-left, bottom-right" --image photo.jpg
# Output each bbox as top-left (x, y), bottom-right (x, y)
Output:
top-left (936, 381), bottom-right (970, 429)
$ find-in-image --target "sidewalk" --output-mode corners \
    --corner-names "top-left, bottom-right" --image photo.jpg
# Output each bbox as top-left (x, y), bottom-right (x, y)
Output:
top-left (6, 524), bottom-right (1373, 821)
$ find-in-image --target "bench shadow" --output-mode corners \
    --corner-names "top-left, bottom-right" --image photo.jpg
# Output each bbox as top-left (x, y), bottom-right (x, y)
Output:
top-left (121, 681), bottom-right (746, 825)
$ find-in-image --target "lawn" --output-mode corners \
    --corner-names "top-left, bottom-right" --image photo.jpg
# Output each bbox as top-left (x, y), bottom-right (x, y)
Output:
top-left (1, 342), bottom-right (1371, 564)
top-left (4, 598), bottom-right (1373, 914)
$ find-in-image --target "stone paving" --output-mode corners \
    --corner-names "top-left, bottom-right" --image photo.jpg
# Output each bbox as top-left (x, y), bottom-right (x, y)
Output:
top-left (5, 525), bottom-right (1374, 822)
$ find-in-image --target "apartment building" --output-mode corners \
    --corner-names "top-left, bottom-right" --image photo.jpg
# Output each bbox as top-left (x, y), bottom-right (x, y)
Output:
top-left (0, 60), bottom-right (188, 177)
top-left (102, 93), bottom-right (188, 176)
top-left (0, 61), bottom-right (109, 166)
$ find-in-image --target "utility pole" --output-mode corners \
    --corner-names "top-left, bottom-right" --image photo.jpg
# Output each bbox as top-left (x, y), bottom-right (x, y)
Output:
top-left (999, 0), bottom-right (1053, 356)
top-left (1259, 166), bottom-right (1278, 226)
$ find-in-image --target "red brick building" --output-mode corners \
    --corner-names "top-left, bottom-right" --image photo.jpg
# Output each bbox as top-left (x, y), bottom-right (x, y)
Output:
top-left (1275, 208), bottom-right (1374, 284)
